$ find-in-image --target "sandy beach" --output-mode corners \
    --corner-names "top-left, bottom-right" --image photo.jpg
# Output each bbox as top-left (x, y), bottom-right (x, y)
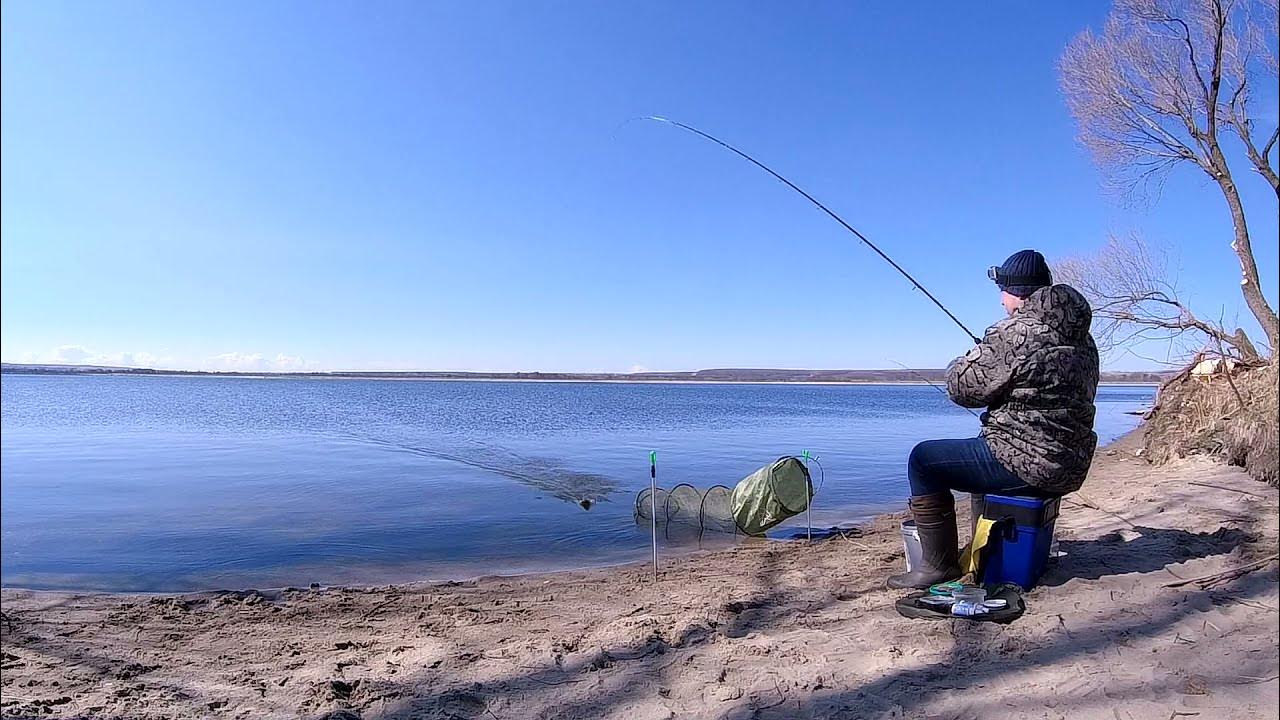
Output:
top-left (2, 429), bottom-right (1276, 720)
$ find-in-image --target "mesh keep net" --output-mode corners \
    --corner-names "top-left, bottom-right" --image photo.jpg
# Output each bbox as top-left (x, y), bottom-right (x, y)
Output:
top-left (635, 456), bottom-right (820, 536)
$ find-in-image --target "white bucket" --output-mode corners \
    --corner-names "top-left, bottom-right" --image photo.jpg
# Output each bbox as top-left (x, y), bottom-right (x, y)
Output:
top-left (901, 520), bottom-right (923, 572)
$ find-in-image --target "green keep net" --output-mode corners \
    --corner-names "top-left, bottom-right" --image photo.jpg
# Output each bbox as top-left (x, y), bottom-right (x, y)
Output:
top-left (730, 456), bottom-right (813, 535)
top-left (634, 456), bottom-right (815, 536)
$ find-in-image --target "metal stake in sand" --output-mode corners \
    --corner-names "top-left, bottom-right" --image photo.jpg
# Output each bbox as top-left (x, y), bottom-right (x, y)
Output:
top-left (802, 450), bottom-right (813, 543)
top-left (649, 450), bottom-right (659, 580)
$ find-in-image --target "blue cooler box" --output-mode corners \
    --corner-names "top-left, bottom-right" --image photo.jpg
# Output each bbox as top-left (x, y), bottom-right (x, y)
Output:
top-left (972, 493), bottom-right (1060, 590)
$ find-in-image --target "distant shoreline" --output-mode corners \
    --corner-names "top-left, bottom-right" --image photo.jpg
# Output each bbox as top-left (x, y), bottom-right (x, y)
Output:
top-left (0, 371), bottom-right (1162, 387)
top-left (0, 364), bottom-right (1170, 386)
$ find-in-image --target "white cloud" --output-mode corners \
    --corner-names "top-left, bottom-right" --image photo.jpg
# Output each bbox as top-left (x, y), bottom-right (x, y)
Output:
top-left (627, 364), bottom-right (650, 374)
top-left (53, 345), bottom-right (94, 364)
top-left (270, 353), bottom-right (312, 371)
top-left (205, 352), bottom-right (268, 372)
top-left (102, 351), bottom-right (171, 368)
top-left (11, 345), bottom-right (315, 372)
top-left (41, 345), bottom-right (176, 368)
top-left (202, 352), bottom-right (318, 372)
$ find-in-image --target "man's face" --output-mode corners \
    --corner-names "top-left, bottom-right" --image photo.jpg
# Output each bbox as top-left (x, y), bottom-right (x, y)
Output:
top-left (1001, 291), bottom-right (1025, 316)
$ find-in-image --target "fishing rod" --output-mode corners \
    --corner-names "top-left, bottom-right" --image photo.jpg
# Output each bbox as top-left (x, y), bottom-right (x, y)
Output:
top-left (889, 360), bottom-right (980, 418)
top-left (640, 116), bottom-right (981, 344)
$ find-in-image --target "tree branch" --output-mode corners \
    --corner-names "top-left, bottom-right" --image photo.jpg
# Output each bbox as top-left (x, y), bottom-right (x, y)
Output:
top-left (1238, 124), bottom-right (1280, 193)
top-left (1263, 127), bottom-right (1279, 158)
top-left (1204, 0), bottom-right (1228, 140)
top-left (1059, 1), bottom-right (1279, 354)
top-left (1055, 234), bottom-right (1263, 362)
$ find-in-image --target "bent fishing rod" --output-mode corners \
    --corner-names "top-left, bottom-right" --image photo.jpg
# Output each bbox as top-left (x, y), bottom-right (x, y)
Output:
top-left (640, 116), bottom-right (981, 344)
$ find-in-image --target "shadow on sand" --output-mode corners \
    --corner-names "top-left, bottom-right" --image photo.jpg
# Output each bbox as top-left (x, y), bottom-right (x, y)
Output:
top-left (327, 521), bottom-right (1271, 720)
top-left (1041, 525), bottom-right (1250, 586)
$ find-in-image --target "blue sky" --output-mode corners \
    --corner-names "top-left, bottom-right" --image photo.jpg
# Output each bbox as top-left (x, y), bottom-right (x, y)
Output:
top-left (2, 1), bottom-right (1276, 372)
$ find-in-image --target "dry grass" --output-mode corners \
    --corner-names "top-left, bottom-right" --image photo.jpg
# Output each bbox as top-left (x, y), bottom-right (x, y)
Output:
top-left (1144, 361), bottom-right (1279, 487)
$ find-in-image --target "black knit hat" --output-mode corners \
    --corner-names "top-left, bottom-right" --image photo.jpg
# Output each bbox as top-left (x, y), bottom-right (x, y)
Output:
top-left (988, 249), bottom-right (1052, 298)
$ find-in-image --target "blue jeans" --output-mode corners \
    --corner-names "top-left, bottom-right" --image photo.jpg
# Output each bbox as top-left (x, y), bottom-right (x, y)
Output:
top-left (908, 437), bottom-right (1043, 497)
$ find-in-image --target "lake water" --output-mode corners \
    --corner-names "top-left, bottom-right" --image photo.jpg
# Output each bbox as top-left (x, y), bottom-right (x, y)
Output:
top-left (0, 375), bottom-right (1154, 591)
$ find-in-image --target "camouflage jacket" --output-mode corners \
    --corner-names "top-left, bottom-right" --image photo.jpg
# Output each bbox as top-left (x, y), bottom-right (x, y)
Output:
top-left (946, 284), bottom-right (1100, 494)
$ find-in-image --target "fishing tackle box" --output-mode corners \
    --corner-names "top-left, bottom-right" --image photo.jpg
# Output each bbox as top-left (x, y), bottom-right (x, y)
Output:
top-left (970, 493), bottom-right (1061, 590)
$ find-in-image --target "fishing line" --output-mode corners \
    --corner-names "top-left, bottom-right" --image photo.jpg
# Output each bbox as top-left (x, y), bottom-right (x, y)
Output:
top-left (336, 432), bottom-right (616, 509)
top-left (889, 360), bottom-right (982, 418)
top-left (635, 116), bottom-right (981, 344)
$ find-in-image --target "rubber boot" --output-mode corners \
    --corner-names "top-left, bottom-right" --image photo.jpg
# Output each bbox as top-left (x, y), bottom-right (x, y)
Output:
top-left (886, 492), bottom-right (962, 590)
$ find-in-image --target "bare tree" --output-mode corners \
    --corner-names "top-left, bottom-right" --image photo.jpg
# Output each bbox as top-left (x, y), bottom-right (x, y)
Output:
top-left (1059, 0), bottom-right (1279, 356)
top-left (1056, 234), bottom-right (1263, 362)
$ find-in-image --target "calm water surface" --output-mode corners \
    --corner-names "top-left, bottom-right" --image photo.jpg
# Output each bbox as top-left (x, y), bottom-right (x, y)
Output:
top-left (1, 375), bottom-right (1153, 591)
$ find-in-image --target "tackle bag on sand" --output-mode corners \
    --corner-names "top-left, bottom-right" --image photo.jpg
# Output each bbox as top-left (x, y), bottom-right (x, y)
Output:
top-left (894, 583), bottom-right (1027, 624)
top-left (730, 456), bottom-right (813, 536)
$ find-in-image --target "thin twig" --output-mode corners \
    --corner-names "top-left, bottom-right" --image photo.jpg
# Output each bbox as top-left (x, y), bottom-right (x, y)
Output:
top-left (1161, 554), bottom-right (1279, 588)
top-left (756, 678), bottom-right (788, 710)
top-left (360, 597), bottom-right (400, 620)
top-left (1226, 598), bottom-right (1278, 613)
top-left (838, 531), bottom-right (876, 551)
top-left (1207, 311), bottom-right (1249, 408)
top-left (1187, 481), bottom-right (1271, 498)
top-left (1235, 674), bottom-right (1280, 684)
top-left (527, 675), bottom-right (582, 686)
top-left (1064, 495), bottom-right (1139, 528)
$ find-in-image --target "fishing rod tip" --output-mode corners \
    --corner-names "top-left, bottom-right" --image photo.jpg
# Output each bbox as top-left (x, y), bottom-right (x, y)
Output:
top-left (612, 115), bottom-right (670, 141)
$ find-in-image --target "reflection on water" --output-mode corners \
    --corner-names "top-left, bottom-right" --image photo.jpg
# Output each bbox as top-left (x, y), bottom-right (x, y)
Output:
top-left (0, 376), bottom-right (1153, 591)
